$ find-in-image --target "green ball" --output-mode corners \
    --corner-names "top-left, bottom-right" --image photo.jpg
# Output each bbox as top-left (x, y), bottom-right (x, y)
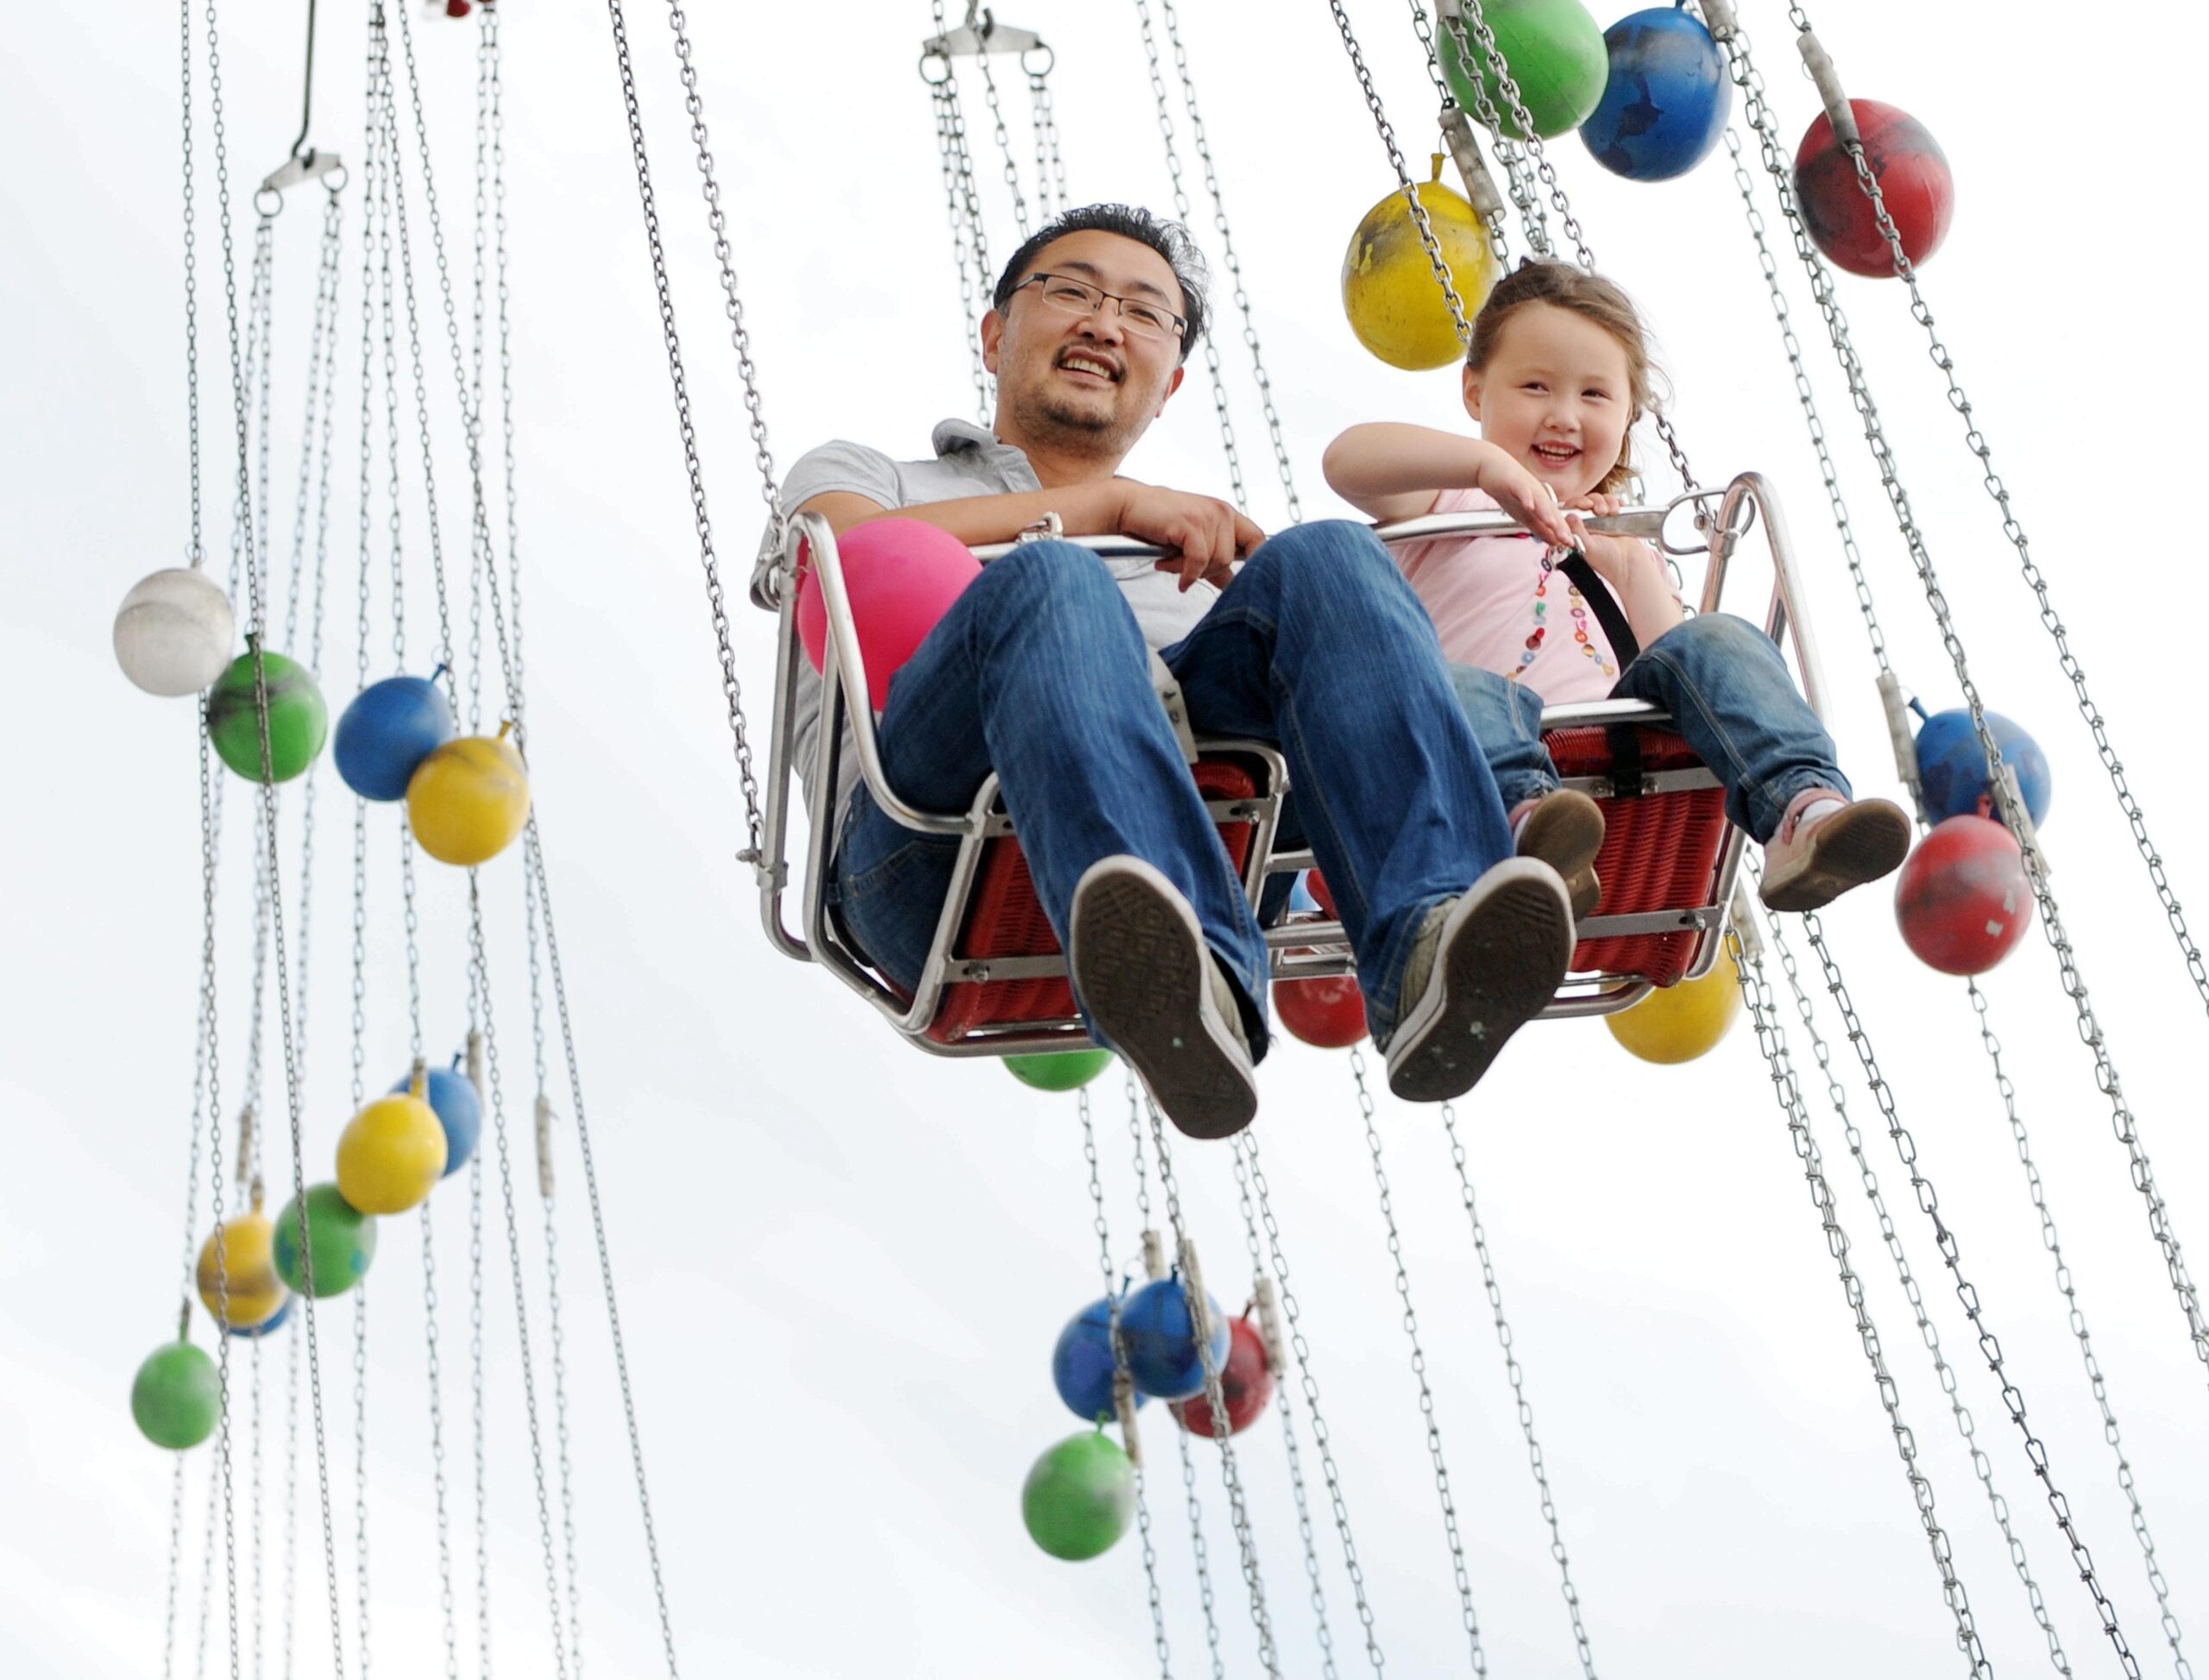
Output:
top-left (271, 1183), bottom-right (377, 1299)
top-left (205, 645), bottom-right (328, 783)
top-left (1004, 1049), bottom-right (1114, 1093)
top-left (1438, 0), bottom-right (1608, 141)
top-left (1021, 1431), bottom-right (1136, 1561)
top-left (131, 1341), bottom-right (221, 1450)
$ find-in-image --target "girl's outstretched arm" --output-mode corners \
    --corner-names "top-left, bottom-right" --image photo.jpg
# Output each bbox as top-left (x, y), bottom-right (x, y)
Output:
top-left (1322, 423), bottom-right (1578, 546)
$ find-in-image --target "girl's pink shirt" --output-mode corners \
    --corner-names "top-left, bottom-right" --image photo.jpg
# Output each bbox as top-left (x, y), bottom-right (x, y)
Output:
top-left (1388, 486), bottom-right (1674, 702)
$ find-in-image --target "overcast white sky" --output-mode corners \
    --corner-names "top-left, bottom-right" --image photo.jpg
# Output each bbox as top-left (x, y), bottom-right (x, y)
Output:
top-left (5, 1), bottom-right (2207, 1676)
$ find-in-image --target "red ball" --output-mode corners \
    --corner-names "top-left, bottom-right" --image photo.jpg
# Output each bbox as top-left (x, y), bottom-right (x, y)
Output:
top-left (444, 0), bottom-right (471, 16)
top-left (795, 519), bottom-right (981, 711)
top-left (1168, 1318), bottom-right (1275, 1439)
top-left (1793, 99), bottom-right (1954, 278)
top-left (1274, 972), bottom-right (1368, 1048)
top-left (1895, 815), bottom-right (2034, 976)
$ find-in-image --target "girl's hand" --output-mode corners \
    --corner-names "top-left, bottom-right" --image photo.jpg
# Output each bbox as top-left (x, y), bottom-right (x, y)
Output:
top-left (1563, 490), bottom-right (1623, 520)
top-left (1568, 528), bottom-right (1654, 593)
top-left (1472, 450), bottom-right (1579, 549)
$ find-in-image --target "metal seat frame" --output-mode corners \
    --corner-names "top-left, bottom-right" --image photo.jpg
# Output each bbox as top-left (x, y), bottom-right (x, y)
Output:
top-left (752, 472), bottom-right (1828, 1055)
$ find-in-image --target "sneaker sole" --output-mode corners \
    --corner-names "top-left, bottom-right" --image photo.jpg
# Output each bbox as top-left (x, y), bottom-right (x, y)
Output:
top-left (1069, 864), bottom-right (1257, 1142)
top-left (1759, 802), bottom-right (1915, 913)
top-left (1518, 793), bottom-right (1605, 920)
top-left (1387, 866), bottom-right (1575, 1104)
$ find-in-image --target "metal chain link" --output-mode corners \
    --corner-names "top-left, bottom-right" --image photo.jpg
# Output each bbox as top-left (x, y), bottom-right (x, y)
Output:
top-left (1237, 1131), bottom-right (1388, 1675)
top-left (1397, 0), bottom-right (1515, 261)
top-left (599, 0), bottom-right (770, 858)
top-left (1322, 0), bottom-right (1471, 345)
top-left (283, 1282), bottom-right (299, 1680)
top-left (1718, 22), bottom-right (2209, 1383)
top-left (1723, 927), bottom-right (1991, 1677)
top-left (1227, 1136), bottom-right (1337, 1678)
top-left (1788, 5), bottom-right (2209, 1036)
top-left (1078, 1087), bottom-right (1174, 1677)
top-left (420, 1204), bottom-right (463, 1680)
top-left (973, 52), bottom-right (1030, 238)
top-left (179, 0), bottom-right (205, 566)
top-left (1793, 905), bottom-right (2140, 1677)
top-left (469, 1151), bottom-right (494, 1678)
top-left (350, 1284), bottom-right (372, 1679)
top-left (1344, 1051), bottom-right (1485, 1674)
top-left (931, 79), bottom-right (993, 418)
top-left (1436, 1104), bottom-right (1598, 1679)
top-left (1128, 0), bottom-right (1248, 514)
top-left (1754, 897), bottom-right (2070, 1675)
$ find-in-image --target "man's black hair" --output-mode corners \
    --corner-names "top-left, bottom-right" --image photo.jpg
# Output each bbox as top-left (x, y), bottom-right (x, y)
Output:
top-left (991, 203), bottom-right (1210, 362)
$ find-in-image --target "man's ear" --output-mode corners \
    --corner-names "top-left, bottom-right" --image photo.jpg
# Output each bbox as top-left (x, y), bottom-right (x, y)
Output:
top-left (980, 309), bottom-right (1004, 375)
top-left (1152, 362), bottom-right (1186, 418)
top-left (1461, 362), bottom-right (1485, 422)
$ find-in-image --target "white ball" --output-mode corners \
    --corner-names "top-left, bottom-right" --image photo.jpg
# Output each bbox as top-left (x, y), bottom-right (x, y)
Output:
top-left (113, 568), bottom-right (236, 696)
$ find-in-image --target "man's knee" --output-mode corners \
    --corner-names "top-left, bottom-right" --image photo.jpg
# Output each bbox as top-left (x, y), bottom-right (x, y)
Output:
top-left (966, 537), bottom-right (1125, 615)
top-left (1247, 518), bottom-right (1406, 603)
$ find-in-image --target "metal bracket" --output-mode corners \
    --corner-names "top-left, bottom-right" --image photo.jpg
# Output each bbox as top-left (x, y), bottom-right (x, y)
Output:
top-left (260, 148), bottom-right (345, 196)
top-left (921, 9), bottom-right (1047, 65)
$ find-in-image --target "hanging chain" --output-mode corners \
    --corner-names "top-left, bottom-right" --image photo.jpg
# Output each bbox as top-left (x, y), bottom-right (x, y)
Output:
top-left (1966, 978), bottom-right (2194, 1676)
top-left (1079, 1088), bottom-right (1174, 1677)
top-left (1755, 899), bottom-right (2070, 1676)
top-left (931, 78), bottom-right (993, 419)
top-left (179, 0), bottom-right (205, 566)
top-left (1437, 1104), bottom-right (1598, 1679)
top-left (421, 1203), bottom-right (463, 1680)
top-left (1398, 0), bottom-right (1515, 261)
top-left (1024, 58), bottom-right (1067, 220)
top-left (283, 1286), bottom-right (299, 1680)
top-left (1793, 906), bottom-right (2140, 1677)
top-left (1237, 1132), bottom-right (1388, 1675)
top-left (973, 52), bottom-right (1030, 237)
top-left (1723, 926), bottom-right (1991, 1677)
top-left (350, 1285), bottom-right (372, 1680)
top-left (1228, 1136), bottom-right (1337, 1679)
top-left (469, 1150), bottom-right (494, 1677)
top-left (1718, 23), bottom-right (2209, 1384)
top-left (1345, 1051), bottom-right (1486, 1674)
top-left (598, 0), bottom-right (771, 859)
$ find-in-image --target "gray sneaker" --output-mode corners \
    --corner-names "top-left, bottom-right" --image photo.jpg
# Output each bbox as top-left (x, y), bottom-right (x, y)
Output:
top-left (1068, 855), bottom-right (1258, 1141)
top-left (1381, 858), bottom-right (1575, 1104)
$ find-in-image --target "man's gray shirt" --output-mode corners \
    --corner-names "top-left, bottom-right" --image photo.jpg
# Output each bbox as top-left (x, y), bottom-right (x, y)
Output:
top-left (755, 418), bottom-right (1219, 840)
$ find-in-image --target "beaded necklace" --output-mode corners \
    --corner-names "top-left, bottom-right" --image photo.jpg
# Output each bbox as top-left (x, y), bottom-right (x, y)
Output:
top-left (1508, 547), bottom-right (1617, 683)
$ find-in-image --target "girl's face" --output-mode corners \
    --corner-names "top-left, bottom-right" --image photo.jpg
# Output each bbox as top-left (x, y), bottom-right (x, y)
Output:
top-left (1463, 302), bottom-right (1633, 503)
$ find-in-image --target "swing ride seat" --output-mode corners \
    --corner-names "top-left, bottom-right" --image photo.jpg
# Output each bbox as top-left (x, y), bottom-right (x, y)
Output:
top-left (753, 473), bottom-right (1828, 1052)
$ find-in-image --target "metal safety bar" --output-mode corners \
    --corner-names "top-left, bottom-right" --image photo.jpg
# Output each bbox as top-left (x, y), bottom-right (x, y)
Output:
top-left (752, 475), bottom-right (1826, 1051)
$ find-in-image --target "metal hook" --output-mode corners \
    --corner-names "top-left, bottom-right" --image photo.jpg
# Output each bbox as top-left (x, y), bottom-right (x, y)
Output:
top-left (261, 0), bottom-right (343, 196)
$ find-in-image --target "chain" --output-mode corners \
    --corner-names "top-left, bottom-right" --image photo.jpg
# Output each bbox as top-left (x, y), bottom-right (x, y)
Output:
top-left (1323, 0), bottom-right (1471, 344)
top-left (1433, 0), bottom-right (1590, 265)
top-left (469, 1150), bottom-right (493, 1677)
top-left (1079, 1089), bottom-right (1174, 1676)
top-left (419, 1202), bottom-right (463, 1680)
top-left (1129, 0), bottom-right (1248, 516)
top-left (486, 6), bottom-right (526, 727)
top-left (1229, 1136), bottom-right (1336, 1678)
top-left (1437, 1104), bottom-right (1597, 1678)
top-left (1756, 897), bottom-right (2069, 1675)
top-left (598, 0), bottom-right (769, 858)
top-left (931, 79), bottom-right (993, 418)
top-left (249, 1332), bottom-right (266, 1680)
top-left (1793, 906), bottom-right (2140, 1675)
top-left (1236, 1133), bottom-right (1387, 1675)
top-left (1723, 927), bottom-right (1991, 1677)
top-left (1965, 978), bottom-right (2194, 1675)
top-left (525, 823), bottom-right (683, 1676)
top-left (1345, 1052), bottom-right (1485, 1672)
top-left (1720, 23), bottom-right (2209, 1382)
top-left (283, 1289), bottom-right (299, 1680)
top-left (973, 53), bottom-right (1029, 236)
top-left (1024, 66), bottom-right (1058, 221)
top-left (179, 0), bottom-right (205, 565)
top-left (350, 1285), bottom-right (372, 1679)
top-left (1411, 0), bottom-right (1537, 255)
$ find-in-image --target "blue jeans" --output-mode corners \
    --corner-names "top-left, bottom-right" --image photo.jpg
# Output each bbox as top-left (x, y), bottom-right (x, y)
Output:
top-left (1447, 612), bottom-right (1848, 843)
top-left (829, 522), bottom-right (1517, 1052)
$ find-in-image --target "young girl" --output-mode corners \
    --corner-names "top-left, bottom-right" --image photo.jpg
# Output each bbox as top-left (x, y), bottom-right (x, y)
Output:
top-left (1322, 259), bottom-right (1908, 916)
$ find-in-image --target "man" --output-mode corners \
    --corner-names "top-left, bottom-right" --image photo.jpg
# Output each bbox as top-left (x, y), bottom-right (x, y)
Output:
top-left (758, 204), bottom-right (1575, 1140)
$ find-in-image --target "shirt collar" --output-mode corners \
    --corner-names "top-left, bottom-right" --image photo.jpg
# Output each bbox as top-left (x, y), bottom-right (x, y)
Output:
top-left (930, 418), bottom-right (1042, 488)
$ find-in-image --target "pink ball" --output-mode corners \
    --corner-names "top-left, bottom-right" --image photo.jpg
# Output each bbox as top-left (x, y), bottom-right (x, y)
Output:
top-left (796, 519), bottom-right (981, 712)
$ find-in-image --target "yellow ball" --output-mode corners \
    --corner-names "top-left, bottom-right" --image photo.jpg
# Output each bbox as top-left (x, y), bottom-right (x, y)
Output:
top-left (335, 1092), bottom-right (448, 1215)
top-left (196, 1211), bottom-right (289, 1329)
top-left (1341, 160), bottom-right (1501, 372)
top-left (406, 727), bottom-right (531, 866)
top-left (1606, 948), bottom-right (1743, 1065)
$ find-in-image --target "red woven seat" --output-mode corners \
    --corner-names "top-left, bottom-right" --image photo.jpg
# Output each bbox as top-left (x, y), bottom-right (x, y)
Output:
top-left (1545, 724), bottom-right (1730, 987)
top-left (924, 757), bottom-right (1265, 1044)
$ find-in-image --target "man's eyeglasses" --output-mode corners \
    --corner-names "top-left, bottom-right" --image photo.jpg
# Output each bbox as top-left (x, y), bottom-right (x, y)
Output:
top-left (1009, 272), bottom-right (1188, 344)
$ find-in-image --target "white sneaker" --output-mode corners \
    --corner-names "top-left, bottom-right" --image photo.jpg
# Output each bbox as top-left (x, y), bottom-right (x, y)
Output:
top-left (1068, 856), bottom-right (1258, 1141)
top-left (1758, 790), bottom-right (1912, 913)
top-left (1381, 858), bottom-right (1574, 1104)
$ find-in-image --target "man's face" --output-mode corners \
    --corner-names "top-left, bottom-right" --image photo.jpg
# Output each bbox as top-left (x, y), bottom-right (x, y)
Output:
top-left (981, 229), bottom-right (1187, 457)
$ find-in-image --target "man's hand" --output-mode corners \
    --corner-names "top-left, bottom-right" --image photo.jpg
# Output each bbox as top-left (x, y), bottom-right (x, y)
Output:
top-left (1117, 482), bottom-right (1267, 592)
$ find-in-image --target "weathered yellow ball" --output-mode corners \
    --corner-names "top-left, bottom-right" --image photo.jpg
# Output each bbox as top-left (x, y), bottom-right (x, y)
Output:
top-left (335, 1092), bottom-right (448, 1215)
top-left (406, 727), bottom-right (531, 866)
top-left (195, 1210), bottom-right (290, 1329)
top-left (1341, 162), bottom-right (1500, 372)
top-left (1605, 948), bottom-right (1743, 1065)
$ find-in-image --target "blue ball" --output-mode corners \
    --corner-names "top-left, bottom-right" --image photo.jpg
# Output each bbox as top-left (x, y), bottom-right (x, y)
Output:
top-left (1916, 708), bottom-right (2053, 829)
top-left (335, 675), bottom-right (455, 802)
top-left (227, 1294), bottom-right (292, 1338)
top-left (1580, 9), bottom-right (1731, 183)
top-left (1052, 1296), bottom-right (1150, 1424)
top-left (389, 1064), bottom-right (482, 1177)
top-left (1119, 1276), bottom-right (1230, 1401)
